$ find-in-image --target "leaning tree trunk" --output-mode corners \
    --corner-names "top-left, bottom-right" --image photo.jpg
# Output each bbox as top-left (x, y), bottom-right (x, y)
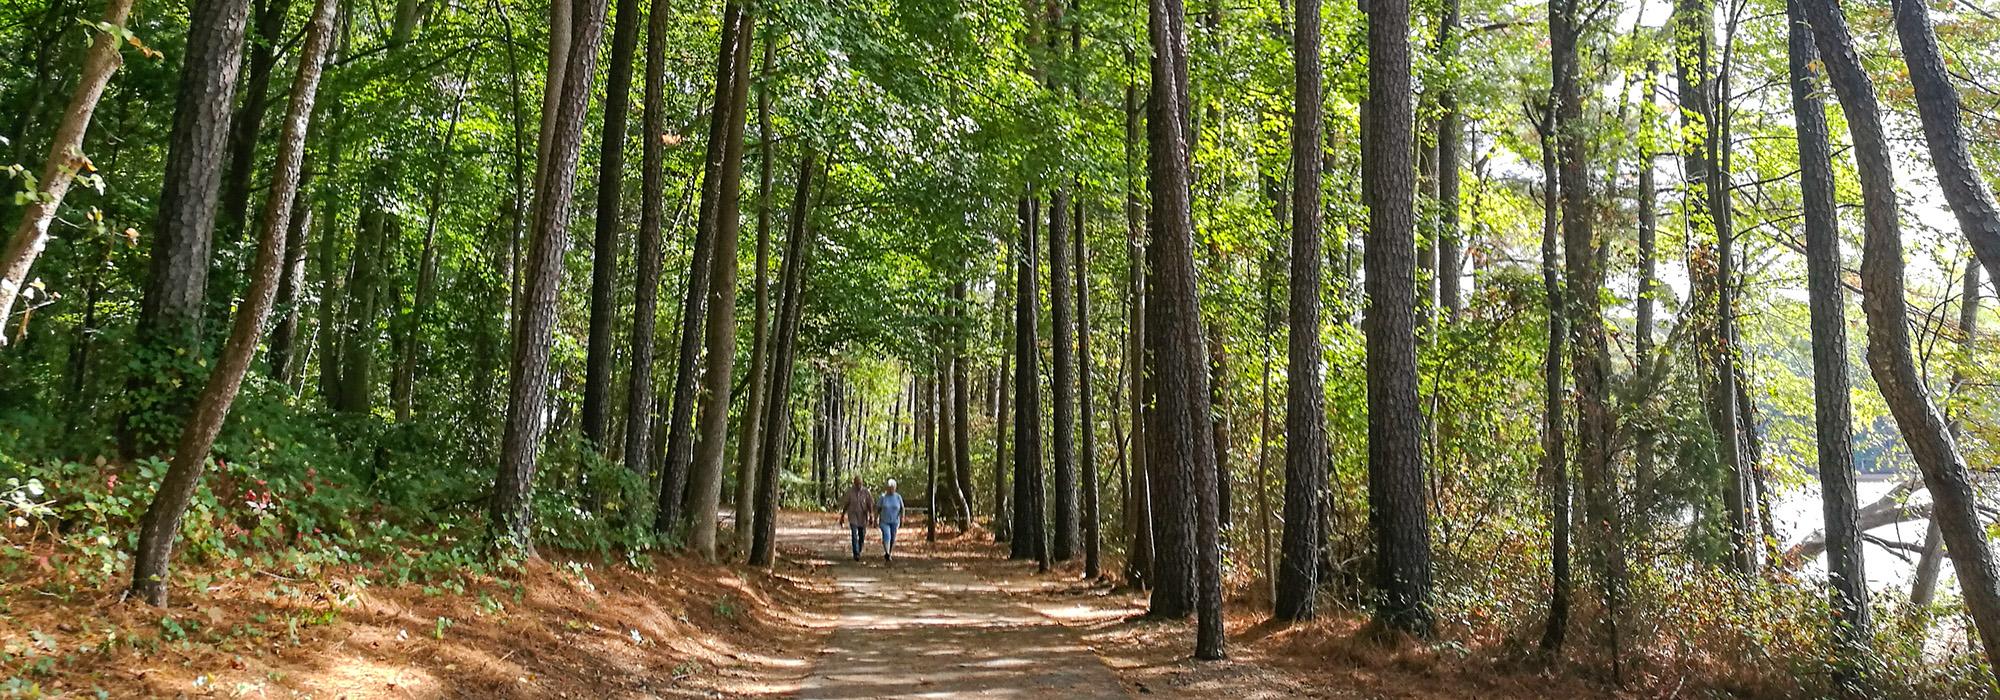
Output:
top-left (1786, 0), bottom-right (1872, 669)
top-left (1798, 0), bottom-right (2000, 677)
top-left (1146, 0), bottom-right (1225, 660)
top-left (749, 149), bottom-right (819, 567)
top-left (580, 0), bottom-right (645, 448)
top-left (130, 0), bottom-right (336, 605)
top-left (490, 0), bottom-right (609, 554)
top-left (1363, 0), bottom-right (1435, 639)
top-left (686, 9), bottom-right (757, 560)
top-left (1273, 0), bottom-right (1326, 623)
top-left (1889, 0), bottom-right (2000, 285)
top-left (0, 0), bottom-right (138, 334)
top-left (656, 3), bottom-right (748, 534)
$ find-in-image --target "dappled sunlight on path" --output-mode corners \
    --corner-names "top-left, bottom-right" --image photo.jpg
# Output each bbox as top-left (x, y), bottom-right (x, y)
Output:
top-left (785, 519), bottom-right (1132, 698)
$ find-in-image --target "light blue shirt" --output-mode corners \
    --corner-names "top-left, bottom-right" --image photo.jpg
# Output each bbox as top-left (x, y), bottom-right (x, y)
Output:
top-left (878, 492), bottom-right (905, 526)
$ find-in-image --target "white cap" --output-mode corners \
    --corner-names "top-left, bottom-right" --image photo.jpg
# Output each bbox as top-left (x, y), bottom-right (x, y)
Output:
top-left (886, 479), bottom-right (898, 489)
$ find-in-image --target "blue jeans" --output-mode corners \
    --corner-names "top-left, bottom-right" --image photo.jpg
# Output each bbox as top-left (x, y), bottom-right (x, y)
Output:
top-left (849, 525), bottom-right (866, 559)
top-left (879, 522), bottom-right (899, 558)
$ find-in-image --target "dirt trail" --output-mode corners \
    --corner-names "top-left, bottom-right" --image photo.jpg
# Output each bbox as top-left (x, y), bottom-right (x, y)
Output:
top-left (784, 518), bottom-right (1133, 699)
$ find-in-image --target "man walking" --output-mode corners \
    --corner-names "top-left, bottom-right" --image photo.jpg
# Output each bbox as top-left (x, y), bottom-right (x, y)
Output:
top-left (838, 477), bottom-right (873, 561)
top-left (878, 479), bottom-right (905, 562)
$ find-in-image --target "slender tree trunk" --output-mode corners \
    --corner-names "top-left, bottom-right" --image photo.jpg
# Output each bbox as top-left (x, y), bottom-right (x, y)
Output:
top-left (216, 0), bottom-right (296, 254)
top-left (1434, 0), bottom-right (1462, 319)
top-left (993, 265), bottom-right (1014, 542)
top-left (1123, 75), bottom-right (1153, 590)
top-left (1077, 199), bottom-right (1101, 578)
top-left (1787, 0), bottom-right (1871, 672)
top-left (657, 4), bottom-right (748, 534)
top-left (335, 210), bottom-right (386, 414)
top-left (951, 278), bottom-right (976, 531)
top-left (1273, 0), bottom-right (1325, 622)
top-left (267, 163), bottom-right (314, 381)
top-left (925, 370), bottom-right (940, 542)
top-left (1633, 62), bottom-right (1660, 511)
top-left (490, 0), bottom-right (609, 553)
top-left (1913, 257), bottom-right (1982, 614)
top-left (581, 0), bottom-right (645, 448)
top-left (1676, 0), bottom-right (1756, 575)
top-left (130, 0), bottom-right (335, 604)
top-left (1553, 0), bottom-right (1627, 666)
top-left (622, 0), bottom-right (679, 475)
top-left (1363, 0), bottom-right (1434, 639)
top-left (1889, 0), bottom-right (2000, 284)
top-left (1799, 0), bottom-right (2000, 676)
top-left (735, 33), bottom-right (778, 535)
top-left (749, 150), bottom-right (819, 567)
top-left (685, 8), bottom-right (757, 559)
top-left (1146, 0), bottom-right (1225, 659)
top-left (0, 0), bottom-right (137, 333)
top-left (1533, 122), bottom-right (1571, 652)
top-left (125, 0), bottom-right (255, 454)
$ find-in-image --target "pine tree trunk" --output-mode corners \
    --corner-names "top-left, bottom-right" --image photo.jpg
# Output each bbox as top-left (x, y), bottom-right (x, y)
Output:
top-left (130, 0), bottom-right (336, 604)
top-left (1913, 258), bottom-right (1982, 614)
top-left (685, 8), bottom-right (757, 559)
top-left (1077, 198), bottom-right (1101, 578)
top-left (1049, 187), bottom-right (1079, 562)
top-left (622, 0), bottom-right (680, 475)
top-left (1798, 0), bottom-right (2000, 676)
top-left (125, 0), bottom-right (255, 454)
top-left (581, 0), bottom-right (645, 448)
top-left (657, 4), bottom-right (748, 534)
top-left (490, 0), bottom-right (609, 554)
top-left (993, 270), bottom-right (1014, 542)
top-left (1633, 62), bottom-right (1660, 513)
top-left (1363, 0), bottom-right (1434, 639)
top-left (0, 0), bottom-right (137, 333)
top-left (1273, 0), bottom-right (1325, 622)
top-left (749, 150), bottom-right (819, 567)
top-left (1786, 0), bottom-right (1871, 668)
top-left (1434, 0), bottom-right (1462, 320)
top-left (1146, 0), bottom-right (1224, 659)
top-left (1011, 194), bottom-right (1047, 567)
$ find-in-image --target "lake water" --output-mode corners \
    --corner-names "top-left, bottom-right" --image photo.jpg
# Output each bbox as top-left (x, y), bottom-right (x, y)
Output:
top-left (1772, 477), bottom-right (1947, 597)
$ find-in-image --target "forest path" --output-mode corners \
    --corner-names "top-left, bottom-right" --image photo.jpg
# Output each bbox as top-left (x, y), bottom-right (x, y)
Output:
top-left (786, 517), bottom-right (1133, 698)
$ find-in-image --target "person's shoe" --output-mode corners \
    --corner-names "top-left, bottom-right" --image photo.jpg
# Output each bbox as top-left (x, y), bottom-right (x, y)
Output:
top-left (883, 552), bottom-right (891, 562)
